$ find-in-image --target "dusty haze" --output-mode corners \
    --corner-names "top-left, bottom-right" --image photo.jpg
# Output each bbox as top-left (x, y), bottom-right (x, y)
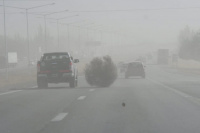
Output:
top-left (1, 0), bottom-right (200, 59)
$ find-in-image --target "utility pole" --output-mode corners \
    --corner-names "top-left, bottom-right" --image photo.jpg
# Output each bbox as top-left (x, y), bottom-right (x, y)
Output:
top-left (25, 9), bottom-right (30, 65)
top-left (3, 0), bottom-right (8, 79)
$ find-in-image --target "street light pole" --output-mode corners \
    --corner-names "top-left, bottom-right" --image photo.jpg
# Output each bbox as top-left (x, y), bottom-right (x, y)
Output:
top-left (78, 26), bottom-right (81, 46)
top-left (52, 20), bottom-right (87, 52)
top-left (25, 4), bottom-right (54, 65)
top-left (79, 23), bottom-right (95, 42)
top-left (46, 15), bottom-right (79, 51)
top-left (0, 3), bottom-right (55, 65)
top-left (57, 20), bottom-right (60, 50)
top-left (26, 9), bottom-right (30, 65)
top-left (33, 10), bottom-right (69, 52)
top-left (44, 15), bottom-right (47, 52)
top-left (2, 0), bottom-right (8, 79)
top-left (67, 24), bottom-right (70, 51)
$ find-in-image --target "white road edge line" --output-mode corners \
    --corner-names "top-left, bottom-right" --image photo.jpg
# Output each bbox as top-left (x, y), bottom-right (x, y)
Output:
top-left (0, 90), bottom-right (22, 96)
top-left (147, 78), bottom-right (200, 106)
top-left (89, 89), bottom-right (95, 92)
top-left (77, 96), bottom-right (86, 100)
top-left (51, 113), bottom-right (68, 122)
top-left (147, 78), bottom-right (190, 98)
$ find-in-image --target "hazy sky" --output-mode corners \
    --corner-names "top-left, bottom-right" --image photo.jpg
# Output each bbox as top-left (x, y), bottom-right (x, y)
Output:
top-left (1, 0), bottom-right (200, 52)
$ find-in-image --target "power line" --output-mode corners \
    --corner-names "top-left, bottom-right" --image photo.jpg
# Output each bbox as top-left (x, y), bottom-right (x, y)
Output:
top-left (0, 12), bottom-right (49, 14)
top-left (0, 11), bottom-right (75, 14)
top-left (0, 0), bottom-right (55, 2)
top-left (70, 7), bottom-right (200, 12)
top-left (1, 7), bottom-right (200, 14)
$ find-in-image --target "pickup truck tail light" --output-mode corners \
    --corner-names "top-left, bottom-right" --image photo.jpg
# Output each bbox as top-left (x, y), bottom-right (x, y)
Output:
top-left (69, 62), bottom-right (72, 70)
top-left (69, 62), bottom-right (72, 66)
top-left (37, 63), bottom-right (50, 73)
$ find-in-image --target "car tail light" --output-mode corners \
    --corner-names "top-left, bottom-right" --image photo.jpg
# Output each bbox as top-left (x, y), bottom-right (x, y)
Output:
top-left (37, 63), bottom-right (40, 72)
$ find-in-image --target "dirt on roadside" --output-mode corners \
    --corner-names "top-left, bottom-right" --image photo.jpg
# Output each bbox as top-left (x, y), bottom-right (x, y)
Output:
top-left (0, 67), bottom-right (36, 91)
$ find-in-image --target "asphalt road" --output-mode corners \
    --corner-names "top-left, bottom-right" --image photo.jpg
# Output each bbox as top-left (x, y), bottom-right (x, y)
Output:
top-left (1, 65), bottom-right (200, 133)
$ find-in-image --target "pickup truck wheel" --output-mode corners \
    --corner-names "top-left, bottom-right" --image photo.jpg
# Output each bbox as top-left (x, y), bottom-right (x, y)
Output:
top-left (70, 78), bottom-right (76, 88)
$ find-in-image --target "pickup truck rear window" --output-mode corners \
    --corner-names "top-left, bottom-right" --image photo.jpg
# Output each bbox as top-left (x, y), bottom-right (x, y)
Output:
top-left (42, 54), bottom-right (69, 61)
top-left (128, 62), bottom-right (143, 68)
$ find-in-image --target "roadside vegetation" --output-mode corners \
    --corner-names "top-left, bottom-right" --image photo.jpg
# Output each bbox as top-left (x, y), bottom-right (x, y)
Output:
top-left (179, 26), bottom-right (200, 61)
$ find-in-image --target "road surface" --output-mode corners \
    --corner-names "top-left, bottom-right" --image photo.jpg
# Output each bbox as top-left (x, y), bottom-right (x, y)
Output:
top-left (1, 65), bottom-right (200, 133)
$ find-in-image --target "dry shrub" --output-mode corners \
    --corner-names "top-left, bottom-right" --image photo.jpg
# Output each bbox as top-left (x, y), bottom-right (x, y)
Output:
top-left (85, 55), bottom-right (118, 87)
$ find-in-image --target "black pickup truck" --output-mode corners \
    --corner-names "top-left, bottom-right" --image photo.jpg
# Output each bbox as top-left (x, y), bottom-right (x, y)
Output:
top-left (37, 52), bottom-right (79, 88)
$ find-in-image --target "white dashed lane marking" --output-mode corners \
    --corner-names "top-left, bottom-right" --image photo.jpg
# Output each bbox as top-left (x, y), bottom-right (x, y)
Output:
top-left (51, 113), bottom-right (68, 122)
top-left (77, 96), bottom-right (86, 100)
top-left (0, 90), bottom-right (22, 96)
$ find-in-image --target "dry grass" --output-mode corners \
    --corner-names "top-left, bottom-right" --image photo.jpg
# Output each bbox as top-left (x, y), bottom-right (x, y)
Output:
top-left (0, 62), bottom-right (87, 89)
top-left (0, 67), bottom-right (36, 88)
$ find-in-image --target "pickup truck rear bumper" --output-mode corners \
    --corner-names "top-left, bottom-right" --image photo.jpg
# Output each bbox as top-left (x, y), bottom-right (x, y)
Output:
top-left (37, 72), bottom-right (75, 83)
